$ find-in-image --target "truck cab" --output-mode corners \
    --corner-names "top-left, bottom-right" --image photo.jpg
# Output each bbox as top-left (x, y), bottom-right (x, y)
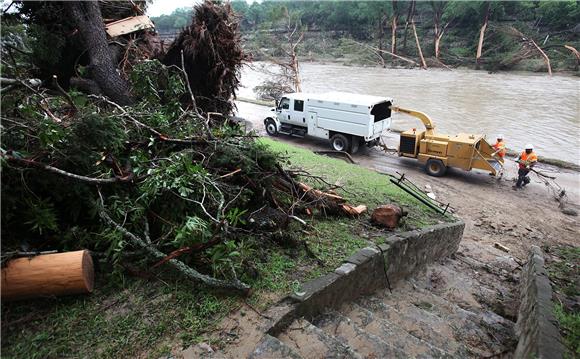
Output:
top-left (275, 93), bottom-right (308, 128)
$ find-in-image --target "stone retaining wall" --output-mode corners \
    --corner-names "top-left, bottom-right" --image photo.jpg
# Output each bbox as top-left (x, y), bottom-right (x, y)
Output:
top-left (514, 245), bottom-right (564, 359)
top-left (265, 220), bottom-right (465, 335)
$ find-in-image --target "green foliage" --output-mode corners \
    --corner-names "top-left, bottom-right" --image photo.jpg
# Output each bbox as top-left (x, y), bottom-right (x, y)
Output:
top-left (555, 303), bottom-right (580, 357)
top-left (537, 1), bottom-right (580, 30)
top-left (24, 198), bottom-right (59, 235)
top-left (173, 216), bottom-right (211, 248)
top-left (151, 7), bottom-right (193, 32)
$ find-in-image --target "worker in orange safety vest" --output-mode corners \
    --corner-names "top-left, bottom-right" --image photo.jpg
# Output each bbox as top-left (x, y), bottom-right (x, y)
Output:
top-left (492, 134), bottom-right (506, 159)
top-left (513, 144), bottom-right (538, 189)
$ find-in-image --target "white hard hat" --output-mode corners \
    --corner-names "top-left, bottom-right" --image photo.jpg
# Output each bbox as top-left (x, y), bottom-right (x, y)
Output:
top-left (525, 143), bottom-right (534, 150)
top-left (497, 134), bottom-right (504, 139)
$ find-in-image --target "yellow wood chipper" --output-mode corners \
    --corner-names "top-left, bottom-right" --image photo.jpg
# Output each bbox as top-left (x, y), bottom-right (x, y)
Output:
top-left (390, 106), bottom-right (504, 177)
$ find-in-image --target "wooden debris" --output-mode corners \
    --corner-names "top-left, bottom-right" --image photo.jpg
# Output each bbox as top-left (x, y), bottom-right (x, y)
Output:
top-left (105, 15), bottom-right (154, 37)
top-left (341, 204), bottom-right (368, 216)
top-left (297, 182), bottom-right (345, 203)
top-left (494, 242), bottom-right (511, 253)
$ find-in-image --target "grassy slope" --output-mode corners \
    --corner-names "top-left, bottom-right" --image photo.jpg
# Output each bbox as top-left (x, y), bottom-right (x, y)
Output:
top-left (1, 139), bottom-right (446, 358)
top-left (545, 246), bottom-right (580, 358)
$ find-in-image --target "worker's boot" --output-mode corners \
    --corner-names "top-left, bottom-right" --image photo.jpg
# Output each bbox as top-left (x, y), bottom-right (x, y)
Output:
top-left (522, 176), bottom-right (531, 187)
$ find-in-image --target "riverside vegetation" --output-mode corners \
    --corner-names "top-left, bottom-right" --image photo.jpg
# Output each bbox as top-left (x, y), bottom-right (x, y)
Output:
top-left (154, 1), bottom-right (580, 74)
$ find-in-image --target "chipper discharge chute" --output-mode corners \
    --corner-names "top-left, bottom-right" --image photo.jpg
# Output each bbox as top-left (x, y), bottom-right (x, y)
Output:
top-left (391, 106), bottom-right (504, 177)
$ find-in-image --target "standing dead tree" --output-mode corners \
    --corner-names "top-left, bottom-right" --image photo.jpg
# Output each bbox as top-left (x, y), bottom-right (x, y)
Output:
top-left (377, 9), bottom-right (389, 68)
top-left (431, 1), bottom-right (451, 61)
top-left (391, 0), bottom-right (399, 61)
top-left (476, 1), bottom-right (491, 70)
top-left (255, 11), bottom-right (303, 100)
top-left (277, 13), bottom-right (304, 93)
top-left (405, 1), bottom-right (427, 69)
top-left (402, 0), bottom-right (416, 52)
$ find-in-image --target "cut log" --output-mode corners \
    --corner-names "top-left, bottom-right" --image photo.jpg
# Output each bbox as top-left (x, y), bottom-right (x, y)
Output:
top-left (371, 204), bottom-right (404, 229)
top-left (1, 250), bottom-right (94, 301)
top-left (341, 204), bottom-right (368, 216)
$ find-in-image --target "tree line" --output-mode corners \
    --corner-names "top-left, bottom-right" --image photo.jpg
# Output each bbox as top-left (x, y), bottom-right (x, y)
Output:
top-left (154, 1), bottom-right (579, 34)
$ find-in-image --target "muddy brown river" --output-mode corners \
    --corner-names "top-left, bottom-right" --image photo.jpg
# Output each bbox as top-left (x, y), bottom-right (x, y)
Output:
top-left (239, 62), bottom-right (579, 165)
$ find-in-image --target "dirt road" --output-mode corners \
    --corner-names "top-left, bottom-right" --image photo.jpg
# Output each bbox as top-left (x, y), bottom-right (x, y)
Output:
top-left (237, 101), bottom-right (580, 261)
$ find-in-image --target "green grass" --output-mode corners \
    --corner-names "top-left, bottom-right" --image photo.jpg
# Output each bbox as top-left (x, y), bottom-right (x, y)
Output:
top-left (1, 276), bottom-right (237, 359)
top-left (260, 137), bottom-right (449, 228)
top-left (555, 304), bottom-right (580, 358)
top-left (545, 246), bottom-right (580, 358)
top-left (2, 139), bottom-right (446, 358)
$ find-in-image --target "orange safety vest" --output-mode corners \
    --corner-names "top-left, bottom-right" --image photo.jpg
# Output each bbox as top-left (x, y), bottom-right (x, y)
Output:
top-left (493, 140), bottom-right (506, 158)
top-left (519, 151), bottom-right (538, 169)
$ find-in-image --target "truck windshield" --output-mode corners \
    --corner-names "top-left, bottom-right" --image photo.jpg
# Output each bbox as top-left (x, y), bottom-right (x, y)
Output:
top-left (278, 98), bottom-right (290, 110)
top-left (371, 101), bottom-right (392, 122)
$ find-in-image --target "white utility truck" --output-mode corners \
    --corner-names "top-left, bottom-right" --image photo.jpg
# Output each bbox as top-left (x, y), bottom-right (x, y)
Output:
top-left (264, 92), bottom-right (393, 153)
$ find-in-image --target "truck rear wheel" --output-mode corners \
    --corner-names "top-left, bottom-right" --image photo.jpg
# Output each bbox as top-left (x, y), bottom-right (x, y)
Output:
top-left (265, 118), bottom-right (278, 136)
top-left (425, 159), bottom-right (447, 177)
top-left (330, 134), bottom-right (351, 152)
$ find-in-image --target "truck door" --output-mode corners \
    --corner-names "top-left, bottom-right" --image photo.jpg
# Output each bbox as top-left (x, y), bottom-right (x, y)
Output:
top-left (291, 99), bottom-right (306, 126)
top-left (277, 97), bottom-right (291, 123)
top-left (307, 112), bottom-right (317, 135)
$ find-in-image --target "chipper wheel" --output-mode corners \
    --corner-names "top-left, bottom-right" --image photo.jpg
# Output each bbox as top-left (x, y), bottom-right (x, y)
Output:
top-left (425, 158), bottom-right (447, 177)
top-left (330, 133), bottom-right (351, 152)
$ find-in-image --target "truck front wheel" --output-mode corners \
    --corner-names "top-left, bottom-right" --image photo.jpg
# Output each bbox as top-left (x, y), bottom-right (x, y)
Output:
top-left (330, 134), bottom-right (351, 152)
top-left (425, 159), bottom-right (447, 177)
top-left (265, 118), bottom-right (278, 136)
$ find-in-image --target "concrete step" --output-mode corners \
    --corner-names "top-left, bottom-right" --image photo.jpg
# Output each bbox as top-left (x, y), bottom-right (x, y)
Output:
top-left (344, 304), bottom-right (454, 358)
top-left (249, 334), bottom-right (304, 359)
top-left (278, 319), bottom-right (362, 359)
top-left (314, 311), bottom-right (408, 359)
top-left (352, 297), bottom-right (468, 357)
top-left (373, 281), bottom-right (513, 357)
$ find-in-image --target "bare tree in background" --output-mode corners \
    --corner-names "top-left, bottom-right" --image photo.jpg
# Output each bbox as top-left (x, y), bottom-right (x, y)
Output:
top-left (402, 0), bottom-right (415, 51)
top-left (391, 0), bottom-right (399, 61)
top-left (377, 9), bottom-right (389, 68)
top-left (406, 0), bottom-right (427, 69)
top-left (476, 2), bottom-right (491, 70)
top-left (256, 10), bottom-right (303, 100)
top-left (431, 1), bottom-right (451, 61)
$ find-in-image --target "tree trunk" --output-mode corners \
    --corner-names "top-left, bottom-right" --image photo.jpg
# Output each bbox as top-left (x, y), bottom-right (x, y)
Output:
top-left (391, 16), bottom-right (398, 57)
top-left (435, 34), bottom-right (441, 59)
top-left (564, 45), bottom-right (580, 71)
top-left (378, 11), bottom-right (387, 68)
top-left (530, 39), bottom-right (552, 76)
top-left (412, 19), bottom-right (427, 69)
top-left (391, 0), bottom-right (398, 62)
top-left (65, 1), bottom-right (132, 105)
top-left (402, 0), bottom-right (415, 51)
top-left (476, 2), bottom-right (491, 70)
